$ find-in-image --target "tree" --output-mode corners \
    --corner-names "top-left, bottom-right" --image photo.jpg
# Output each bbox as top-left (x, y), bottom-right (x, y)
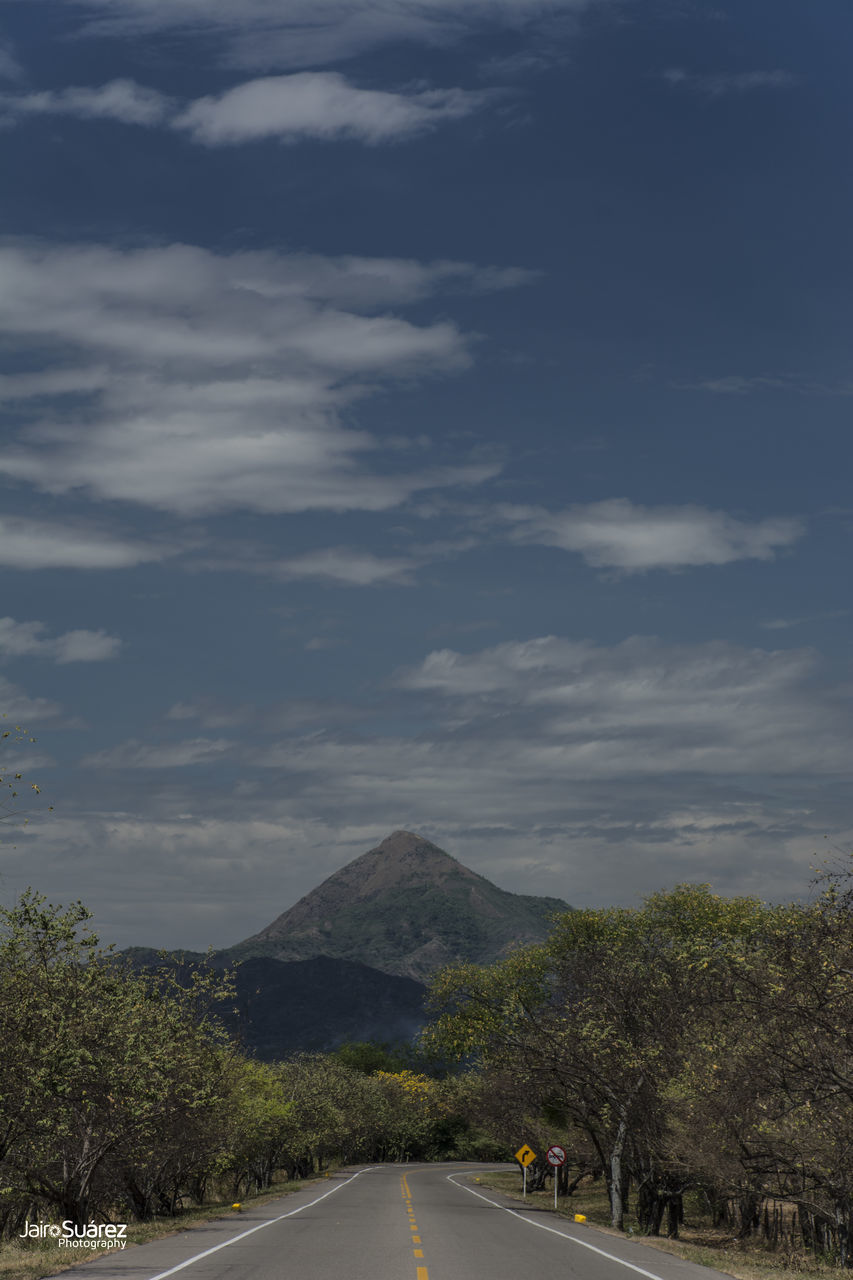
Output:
top-left (0, 890), bottom-right (233, 1227)
top-left (426, 885), bottom-right (776, 1233)
top-left (216, 1058), bottom-right (294, 1198)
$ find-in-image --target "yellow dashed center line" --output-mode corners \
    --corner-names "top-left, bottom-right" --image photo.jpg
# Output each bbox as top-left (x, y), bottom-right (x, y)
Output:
top-left (401, 1175), bottom-right (428, 1280)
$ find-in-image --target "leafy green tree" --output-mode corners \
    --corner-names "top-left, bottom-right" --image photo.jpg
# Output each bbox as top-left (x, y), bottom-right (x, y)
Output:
top-left (334, 1041), bottom-right (415, 1075)
top-left (0, 890), bottom-right (232, 1227)
top-left (217, 1058), bottom-right (294, 1197)
top-left (426, 885), bottom-right (775, 1232)
top-left (714, 884), bottom-right (853, 1261)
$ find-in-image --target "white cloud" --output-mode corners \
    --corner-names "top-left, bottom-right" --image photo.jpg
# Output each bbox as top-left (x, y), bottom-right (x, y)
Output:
top-left (82, 737), bottom-right (232, 768)
top-left (274, 547), bottom-right (417, 586)
top-left (165, 694), bottom-right (365, 732)
top-left (663, 68), bottom-right (798, 96)
top-left (500, 499), bottom-right (803, 571)
top-left (0, 78), bottom-right (171, 125)
top-left (209, 635), bottom-right (848, 866)
top-left (0, 515), bottom-right (172, 570)
top-left (0, 367), bottom-right (111, 401)
top-left (174, 73), bottom-right (489, 145)
top-left (0, 44), bottom-right (24, 83)
top-left (38, 629), bottom-right (853, 944)
top-left (4, 799), bottom-right (835, 950)
top-left (394, 635), bottom-right (845, 777)
top-left (678, 374), bottom-right (791, 394)
top-left (0, 241), bottom-right (521, 516)
top-left (59, 0), bottom-right (600, 70)
top-left (0, 72), bottom-right (493, 145)
top-left (186, 522), bottom-right (489, 587)
top-left (92, 634), bottom-right (852, 804)
top-left (53, 630), bottom-right (123, 663)
top-left (0, 617), bottom-right (121, 663)
top-left (675, 374), bottom-right (853, 398)
top-left (0, 811), bottom-right (404, 949)
top-left (759, 610), bottom-right (850, 632)
top-left (0, 675), bottom-right (62, 722)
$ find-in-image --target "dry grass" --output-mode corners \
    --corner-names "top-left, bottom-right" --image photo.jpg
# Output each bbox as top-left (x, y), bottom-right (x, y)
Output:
top-left (0, 1174), bottom-right (321, 1280)
top-left (475, 1173), bottom-right (848, 1280)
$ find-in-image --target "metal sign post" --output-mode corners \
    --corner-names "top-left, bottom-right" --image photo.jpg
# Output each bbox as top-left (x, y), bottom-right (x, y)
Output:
top-left (546, 1145), bottom-right (567, 1210)
top-left (515, 1144), bottom-right (536, 1199)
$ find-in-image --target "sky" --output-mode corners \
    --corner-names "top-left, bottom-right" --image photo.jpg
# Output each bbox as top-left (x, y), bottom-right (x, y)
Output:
top-left (0, 0), bottom-right (851, 950)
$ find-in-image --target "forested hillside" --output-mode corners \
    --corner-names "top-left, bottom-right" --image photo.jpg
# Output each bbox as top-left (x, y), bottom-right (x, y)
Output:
top-left (120, 949), bottom-right (428, 1059)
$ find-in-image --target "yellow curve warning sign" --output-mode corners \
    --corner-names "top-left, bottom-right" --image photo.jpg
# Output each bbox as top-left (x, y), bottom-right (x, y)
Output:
top-left (515, 1144), bottom-right (536, 1167)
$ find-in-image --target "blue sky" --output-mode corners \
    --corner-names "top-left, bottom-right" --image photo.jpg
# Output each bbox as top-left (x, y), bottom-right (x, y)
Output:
top-left (0, 0), bottom-right (851, 949)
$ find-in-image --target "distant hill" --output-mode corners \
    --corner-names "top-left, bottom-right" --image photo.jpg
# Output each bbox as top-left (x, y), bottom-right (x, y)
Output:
top-left (119, 950), bottom-right (426, 1062)
top-left (121, 830), bottom-right (570, 1057)
top-left (219, 956), bottom-right (426, 1060)
top-left (235, 829), bottom-right (570, 981)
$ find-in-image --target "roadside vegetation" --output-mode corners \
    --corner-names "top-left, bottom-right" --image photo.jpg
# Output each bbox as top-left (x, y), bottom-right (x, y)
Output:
top-left (1, 1175), bottom-right (311, 1280)
top-left (3, 851), bottom-right (853, 1275)
top-left (477, 1170), bottom-right (851, 1280)
top-left (425, 872), bottom-right (853, 1270)
top-left (0, 890), bottom-right (499, 1276)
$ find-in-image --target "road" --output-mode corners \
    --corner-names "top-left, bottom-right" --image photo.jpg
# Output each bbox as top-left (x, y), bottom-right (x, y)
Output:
top-left (46, 1163), bottom-right (734, 1280)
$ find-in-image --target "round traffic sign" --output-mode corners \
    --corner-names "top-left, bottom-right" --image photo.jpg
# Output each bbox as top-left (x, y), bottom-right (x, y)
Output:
top-left (546, 1144), bottom-right (567, 1167)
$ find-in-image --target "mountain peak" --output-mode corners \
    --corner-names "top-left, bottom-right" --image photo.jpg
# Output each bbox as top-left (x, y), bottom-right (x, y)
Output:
top-left (249, 832), bottom-right (476, 940)
top-left (349, 829), bottom-right (475, 887)
top-left (377, 829), bottom-right (445, 856)
top-left (238, 830), bottom-right (569, 980)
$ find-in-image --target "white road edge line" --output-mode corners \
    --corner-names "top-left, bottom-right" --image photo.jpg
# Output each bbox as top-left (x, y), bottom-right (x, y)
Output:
top-left (147, 1167), bottom-right (380, 1280)
top-left (446, 1174), bottom-right (673, 1280)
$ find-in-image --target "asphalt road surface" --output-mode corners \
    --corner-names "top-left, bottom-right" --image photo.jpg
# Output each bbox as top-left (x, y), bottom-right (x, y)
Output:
top-left (46, 1163), bottom-right (735, 1280)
